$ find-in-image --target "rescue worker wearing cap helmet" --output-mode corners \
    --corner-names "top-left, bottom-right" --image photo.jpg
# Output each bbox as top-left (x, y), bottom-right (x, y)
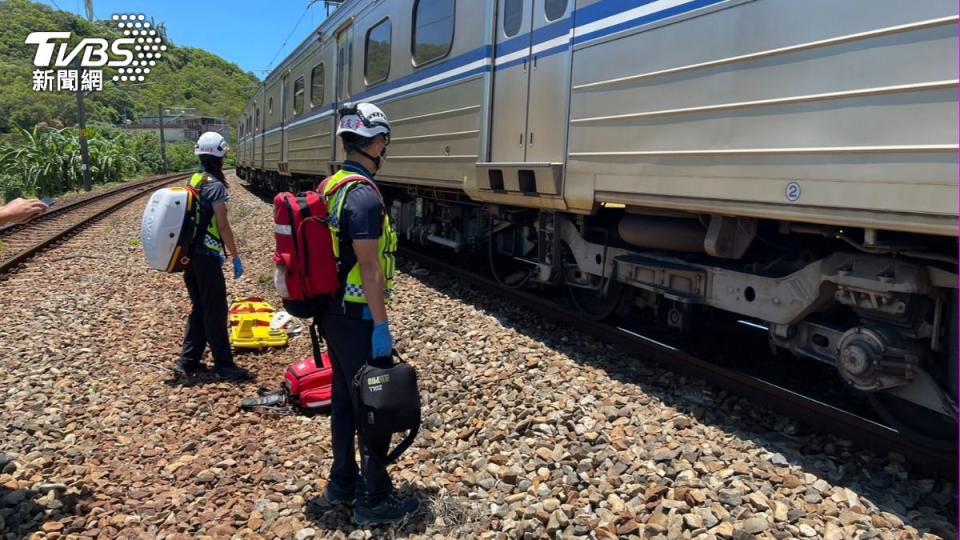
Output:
top-left (319, 103), bottom-right (416, 525)
top-left (173, 131), bottom-right (252, 381)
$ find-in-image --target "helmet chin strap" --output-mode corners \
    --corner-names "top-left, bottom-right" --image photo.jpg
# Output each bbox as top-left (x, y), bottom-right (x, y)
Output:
top-left (357, 148), bottom-right (383, 171)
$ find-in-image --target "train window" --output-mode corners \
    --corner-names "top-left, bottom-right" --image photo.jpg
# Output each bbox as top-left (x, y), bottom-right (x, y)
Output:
top-left (268, 97), bottom-right (273, 116)
top-left (503, 0), bottom-right (523, 37)
top-left (255, 108), bottom-right (260, 129)
top-left (293, 76), bottom-right (305, 115)
top-left (310, 63), bottom-right (324, 107)
top-left (337, 28), bottom-right (354, 100)
top-left (365, 18), bottom-right (391, 86)
top-left (282, 76), bottom-right (290, 120)
top-left (412, 0), bottom-right (455, 66)
top-left (544, 0), bottom-right (567, 21)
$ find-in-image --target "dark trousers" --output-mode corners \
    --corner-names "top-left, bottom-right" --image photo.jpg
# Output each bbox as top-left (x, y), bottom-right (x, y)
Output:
top-left (180, 253), bottom-right (233, 367)
top-left (321, 311), bottom-right (393, 506)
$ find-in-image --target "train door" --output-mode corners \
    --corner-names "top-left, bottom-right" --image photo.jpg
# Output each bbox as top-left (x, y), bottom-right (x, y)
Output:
top-left (525, 0), bottom-right (572, 163)
top-left (256, 99), bottom-right (264, 171)
top-left (490, 0), bottom-right (534, 162)
top-left (334, 25), bottom-right (354, 167)
top-left (280, 73), bottom-right (289, 176)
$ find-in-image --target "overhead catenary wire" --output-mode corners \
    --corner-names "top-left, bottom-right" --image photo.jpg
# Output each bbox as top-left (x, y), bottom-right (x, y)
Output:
top-left (264, 5), bottom-right (313, 73)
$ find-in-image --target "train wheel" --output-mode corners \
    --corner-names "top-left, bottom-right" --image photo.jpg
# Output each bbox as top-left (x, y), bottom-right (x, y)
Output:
top-left (867, 393), bottom-right (957, 452)
top-left (569, 278), bottom-right (625, 321)
top-left (487, 222), bottom-right (534, 289)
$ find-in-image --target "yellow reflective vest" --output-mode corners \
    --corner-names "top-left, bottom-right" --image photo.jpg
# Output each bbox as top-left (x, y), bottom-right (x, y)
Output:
top-left (189, 172), bottom-right (224, 255)
top-left (323, 169), bottom-right (397, 304)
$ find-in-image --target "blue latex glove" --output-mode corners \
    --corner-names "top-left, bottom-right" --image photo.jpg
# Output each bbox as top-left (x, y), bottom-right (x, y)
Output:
top-left (371, 321), bottom-right (393, 359)
top-left (232, 256), bottom-right (245, 279)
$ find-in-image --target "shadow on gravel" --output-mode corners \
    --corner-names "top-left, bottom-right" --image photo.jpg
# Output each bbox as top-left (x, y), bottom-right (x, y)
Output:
top-left (163, 372), bottom-right (257, 388)
top-left (0, 485), bottom-right (88, 538)
top-left (305, 485), bottom-right (463, 538)
top-left (0, 487), bottom-right (45, 538)
top-left (239, 182), bottom-right (277, 205)
top-left (403, 261), bottom-right (958, 535)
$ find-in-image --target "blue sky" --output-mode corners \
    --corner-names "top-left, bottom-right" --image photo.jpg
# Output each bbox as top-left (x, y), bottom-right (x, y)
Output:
top-left (35, 0), bottom-right (331, 77)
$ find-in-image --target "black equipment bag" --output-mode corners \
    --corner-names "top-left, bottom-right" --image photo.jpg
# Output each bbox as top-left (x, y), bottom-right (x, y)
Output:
top-left (350, 352), bottom-right (421, 465)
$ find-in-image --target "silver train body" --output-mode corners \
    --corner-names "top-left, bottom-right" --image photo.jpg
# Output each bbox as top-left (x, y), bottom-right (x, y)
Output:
top-left (237, 0), bottom-right (959, 430)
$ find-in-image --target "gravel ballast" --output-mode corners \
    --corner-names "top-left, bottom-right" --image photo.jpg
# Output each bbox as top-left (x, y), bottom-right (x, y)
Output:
top-left (0, 173), bottom-right (954, 539)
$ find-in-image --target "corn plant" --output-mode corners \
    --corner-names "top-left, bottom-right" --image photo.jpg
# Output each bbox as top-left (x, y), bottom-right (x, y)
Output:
top-left (0, 124), bottom-right (140, 197)
top-left (0, 126), bottom-right (81, 196)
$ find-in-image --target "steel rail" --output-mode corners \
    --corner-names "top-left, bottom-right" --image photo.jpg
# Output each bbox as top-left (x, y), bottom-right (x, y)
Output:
top-left (400, 247), bottom-right (957, 480)
top-left (0, 173), bottom-right (190, 276)
top-left (0, 172), bottom-right (189, 237)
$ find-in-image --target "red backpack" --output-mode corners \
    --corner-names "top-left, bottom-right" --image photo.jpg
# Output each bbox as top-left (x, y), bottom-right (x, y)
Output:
top-left (272, 175), bottom-right (376, 318)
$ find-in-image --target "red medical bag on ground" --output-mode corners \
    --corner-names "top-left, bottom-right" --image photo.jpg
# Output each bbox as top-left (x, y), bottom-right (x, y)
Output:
top-left (284, 351), bottom-right (333, 410)
top-left (240, 323), bottom-right (334, 414)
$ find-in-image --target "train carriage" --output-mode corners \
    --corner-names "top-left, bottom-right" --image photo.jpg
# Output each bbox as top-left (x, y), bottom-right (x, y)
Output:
top-left (238, 89), bottom-right (263, 180)
top-left (237, 0), bottom-right (959, 443)
top-left (285, 40), bottom-right (336, 178)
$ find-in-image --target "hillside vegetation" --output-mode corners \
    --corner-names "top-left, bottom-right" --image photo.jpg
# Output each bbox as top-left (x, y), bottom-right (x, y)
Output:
top-left (0, 0), bottom-right (255, 198)
top-left (0, 0), bottom-right (259, 131)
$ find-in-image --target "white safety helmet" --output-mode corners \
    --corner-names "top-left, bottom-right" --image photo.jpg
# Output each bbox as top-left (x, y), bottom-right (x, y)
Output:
top-left (195, 131), bottom-right (228, 157)
top-left (336, 102), bottom-right (391, 140)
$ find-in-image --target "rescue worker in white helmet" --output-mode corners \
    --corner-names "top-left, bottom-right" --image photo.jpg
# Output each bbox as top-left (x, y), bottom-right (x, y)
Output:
top-left (320, 103), bottom-right (415, 525)
top-left (173, 132), bottom-right (252, 381)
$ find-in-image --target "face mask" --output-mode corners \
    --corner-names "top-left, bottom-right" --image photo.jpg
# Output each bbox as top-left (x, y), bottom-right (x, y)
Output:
top-left (369, 141), bottom-right (388, 170)
top-left (354, 135), bottom-right (389, 172)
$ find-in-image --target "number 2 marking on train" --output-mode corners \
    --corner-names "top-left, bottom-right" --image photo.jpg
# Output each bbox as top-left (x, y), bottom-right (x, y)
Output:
top-left (785, 182), bottom-right (801, 202)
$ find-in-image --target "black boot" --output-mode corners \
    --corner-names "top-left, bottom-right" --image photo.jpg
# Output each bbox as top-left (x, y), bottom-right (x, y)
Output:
top-left (173, 358), bottom-right (205, 377)
top-left (353, 493), bottom-right (420, 526)
top-left (214, 363), bottom-right (253, 381)
top-left (323, 482), bottom-right (356, 506)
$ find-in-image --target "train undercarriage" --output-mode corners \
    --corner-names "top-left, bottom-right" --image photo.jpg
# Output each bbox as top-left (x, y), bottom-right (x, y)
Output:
top-left (380, 183), bottom-right (959, 447)
top-left (239, 166), bottom-right (957, 446)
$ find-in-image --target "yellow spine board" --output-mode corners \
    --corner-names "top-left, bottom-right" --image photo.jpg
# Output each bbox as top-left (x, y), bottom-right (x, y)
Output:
top-left (228, 297), bottom-right (289, 349)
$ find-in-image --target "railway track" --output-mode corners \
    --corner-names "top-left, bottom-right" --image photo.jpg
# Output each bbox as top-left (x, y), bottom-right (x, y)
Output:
top-left (0, 172), bottom-right (190, 276)
top-left (399, 247), bottom-right (957, 480)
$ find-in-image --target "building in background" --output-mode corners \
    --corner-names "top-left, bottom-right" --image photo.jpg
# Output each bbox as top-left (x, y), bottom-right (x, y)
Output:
top-left (123, 107), bottom-right (231, 143)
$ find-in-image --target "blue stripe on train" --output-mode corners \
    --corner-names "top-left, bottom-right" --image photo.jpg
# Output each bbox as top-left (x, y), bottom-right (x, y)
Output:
top-left (350, 45), bottom-right (493, 103)
top-left (274, 0), bottom-right (730, 126)
top-left (572, 0), bottom-right (728, 45)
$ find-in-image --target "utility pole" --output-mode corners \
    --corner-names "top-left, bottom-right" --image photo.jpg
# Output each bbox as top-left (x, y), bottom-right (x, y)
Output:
top-left (308, 0), bottom-right (341, 17)
top-left (158, 104), bottom-right (168, 174)
top-left (72, 4), bottom-right (96, 192)
top-left (77, 66), bottom-right (92, 192)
